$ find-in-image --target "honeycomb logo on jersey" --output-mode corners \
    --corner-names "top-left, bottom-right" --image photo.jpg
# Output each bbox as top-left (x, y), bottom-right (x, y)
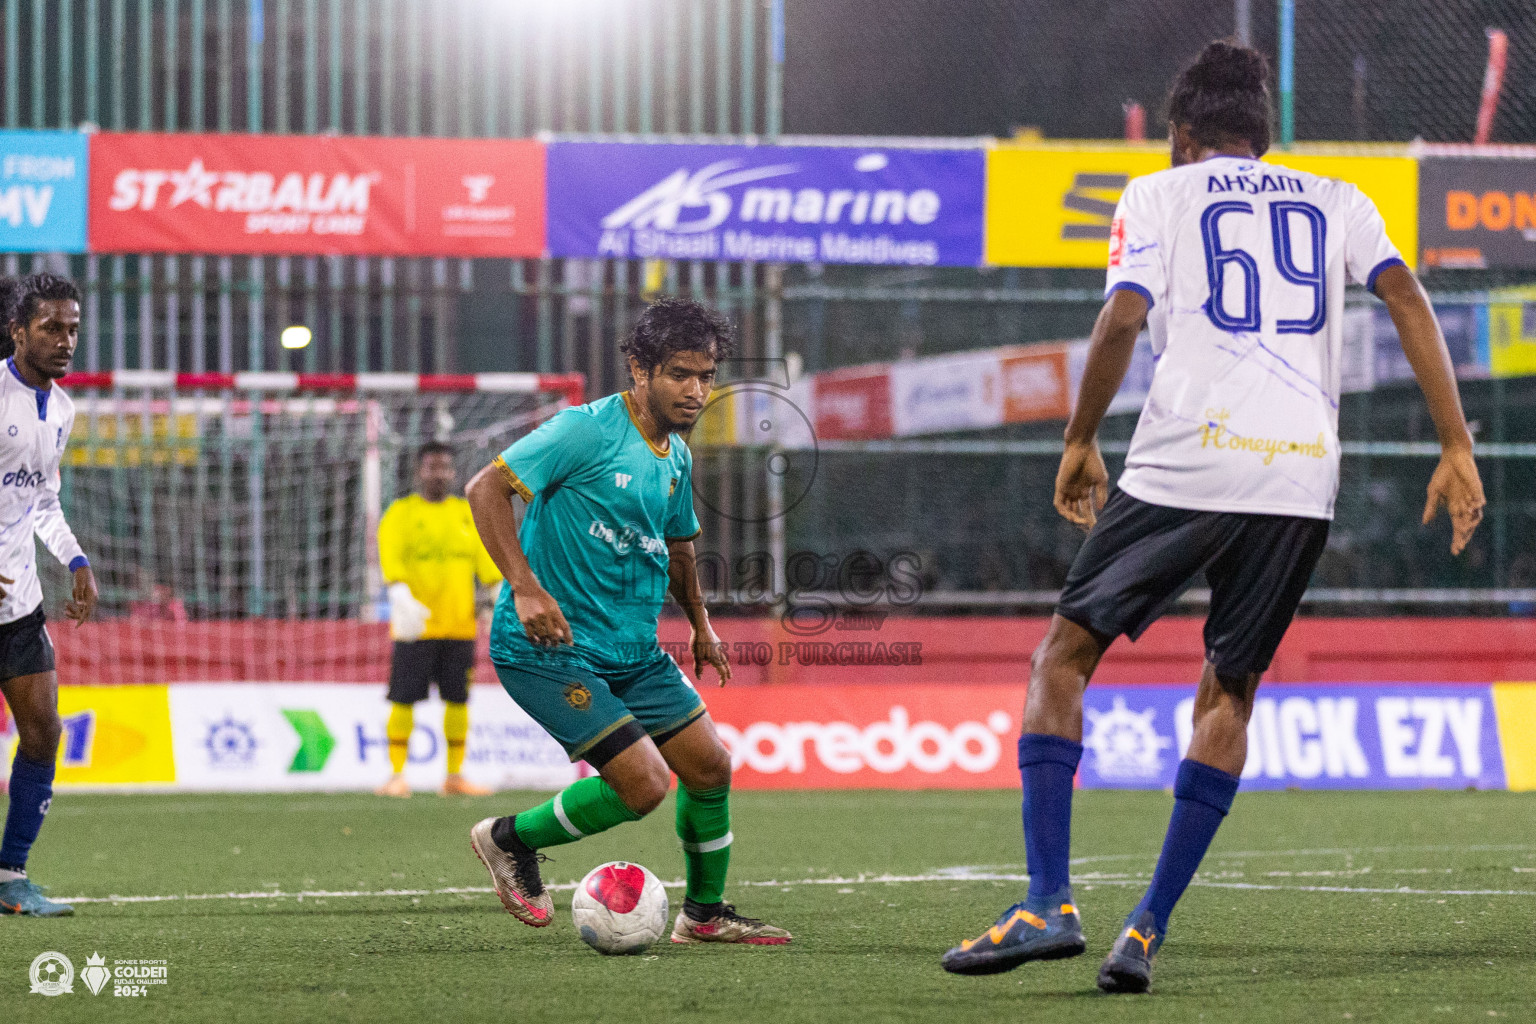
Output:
top-left (549, 141), bottom-right (985, 267)
top-left (1197, 409), bottom-right (1328, 466)
top-left (1, 467), bottom-right (46, 488)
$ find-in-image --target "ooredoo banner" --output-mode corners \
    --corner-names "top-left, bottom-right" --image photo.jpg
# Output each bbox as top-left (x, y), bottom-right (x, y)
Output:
top-left (547, 141), bottom-right (985, 267)
top-left (88, 133), bottom-right (546, 257)
top-left (703, 684), bottom-right (1020, 790)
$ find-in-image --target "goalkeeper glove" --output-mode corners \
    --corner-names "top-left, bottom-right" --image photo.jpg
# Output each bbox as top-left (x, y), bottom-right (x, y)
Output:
top-left (388, 582), bottom-right (432, 641)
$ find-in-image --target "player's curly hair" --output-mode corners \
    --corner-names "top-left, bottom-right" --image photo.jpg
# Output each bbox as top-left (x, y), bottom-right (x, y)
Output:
top-left (1167, 40), bottom-right (1272, 157)
top-left (13, 272), bottom-right (81, 329)
top-left (620, 297), bottom-right (736, 376)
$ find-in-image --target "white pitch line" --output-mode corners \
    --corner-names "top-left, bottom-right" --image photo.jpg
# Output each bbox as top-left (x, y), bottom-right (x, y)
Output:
top-left (56, 871), bottom-right (1536, 906)
top-left (1069, 843), bottom-right (1536, 866)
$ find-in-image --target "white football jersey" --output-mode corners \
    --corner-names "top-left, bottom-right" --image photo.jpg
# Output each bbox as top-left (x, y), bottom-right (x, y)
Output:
top-left (1105, 155), bottom-right (1402, 519)
top-left (0, 359), bottom-right (86, 623)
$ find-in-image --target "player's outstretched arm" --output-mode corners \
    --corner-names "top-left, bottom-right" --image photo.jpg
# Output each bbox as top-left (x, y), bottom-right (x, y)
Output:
top-left (666, 538), bottom-right (731, 686)
top-left (465, 463), bottom-right (573, 647)
top-left (1055, 288), bottom-right (1147, 530)
top-left (1373, 263), bottom-right (1485, 556)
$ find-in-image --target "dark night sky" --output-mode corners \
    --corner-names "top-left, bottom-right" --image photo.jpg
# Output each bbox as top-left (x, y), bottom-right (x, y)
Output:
top-left (783, 0), bottom-right (1536, 143)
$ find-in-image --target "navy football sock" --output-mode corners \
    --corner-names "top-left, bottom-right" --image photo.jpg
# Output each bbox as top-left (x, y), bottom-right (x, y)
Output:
top-left (1018, 733), bottom-right (1083, 904)
top-left (1133, 759), bottom-right (1240, 933)
top-left (0, 752), bottom-right (56, 871)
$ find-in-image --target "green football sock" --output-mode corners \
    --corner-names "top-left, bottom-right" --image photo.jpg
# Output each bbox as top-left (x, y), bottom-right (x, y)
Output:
top-left (513, 776), bottom-right (642, 850)
top-left (676, 783), bottom-right (732, 904)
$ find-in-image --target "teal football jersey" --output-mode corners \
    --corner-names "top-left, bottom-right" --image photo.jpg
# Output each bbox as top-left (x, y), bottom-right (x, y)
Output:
top-left (489, 391), bottom-right (701, 669)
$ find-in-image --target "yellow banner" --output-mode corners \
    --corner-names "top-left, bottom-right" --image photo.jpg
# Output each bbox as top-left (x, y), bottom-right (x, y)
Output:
top-left (1487, 285), bottom-right (1536, 378)
top-left (1493, 683), bottom-right (1536, 792)
top-left (985, 145), bottom-right (1418, 270)
top-left (33, 684), bottom-right (177, 786)
top-left (691, 390), bottom-right (738, 446)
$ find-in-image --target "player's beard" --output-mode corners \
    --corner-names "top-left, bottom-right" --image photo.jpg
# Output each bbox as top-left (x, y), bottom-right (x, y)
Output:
top-left (646, 389), bottom-right (697, 435)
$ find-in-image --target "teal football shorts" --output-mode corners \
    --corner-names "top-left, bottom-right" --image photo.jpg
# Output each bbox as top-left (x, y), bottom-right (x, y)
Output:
top-left (492, 645), bottom-right (707, 769)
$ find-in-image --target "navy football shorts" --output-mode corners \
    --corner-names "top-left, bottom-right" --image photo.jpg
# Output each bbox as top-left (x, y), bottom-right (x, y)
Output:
top-left (1055, 488), bottom-right (1329, 681)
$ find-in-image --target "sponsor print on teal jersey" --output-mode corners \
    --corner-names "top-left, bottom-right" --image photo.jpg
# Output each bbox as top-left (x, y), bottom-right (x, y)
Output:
top-left (489, 391), bottom-right (700, 669)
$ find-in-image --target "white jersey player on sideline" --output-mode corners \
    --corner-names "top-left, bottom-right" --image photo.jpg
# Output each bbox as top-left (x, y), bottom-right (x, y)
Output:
top-left (0, 273), bottom-right (98, 918)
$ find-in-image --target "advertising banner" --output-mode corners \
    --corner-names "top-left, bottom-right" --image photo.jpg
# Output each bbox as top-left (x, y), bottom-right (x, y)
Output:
top-left (547, 141), bottom-right (985, 267)
top-left (1372, 300), bottom-right (1489, 383)
top-left (1486, 285), bottom-right (1536, 378)
top-left (704, 684), bottom-right (1020, 790)
top-left (812, 364), bottom-right (893, 440)
top-left (890, 350), bottom-right (1003, 435)
top-left (3, 685), bottom-right (176, 787)
top-left (0, 130), bottom-right (88, 253)
top-left (88, 133), bottom-right (546, 257)
top-left (17, 680), bottom-right (1536, 792)
top-left (1000, 345), bottom-right (1074, 423)
top-left (51, 684), bottom-right (176, 787)
top-left (986, 146), bottom-right (1417, 269)
top-left (887, 344), bottom-right (1074, 436)
top-left (701, 683), bottom-right (1536, 791)
top-left (1079, 684), bottom-right (1506, 790)
top-left (165, 683), bottom-right (575, 792)
top-left (1419, 156), bottom-right (1536, 269)
top-left (986, 146), bottom-right (1168, 268)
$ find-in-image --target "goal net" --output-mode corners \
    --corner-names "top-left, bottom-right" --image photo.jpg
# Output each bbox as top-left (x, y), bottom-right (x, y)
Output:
top-left (44, 370), bottom-right (581, 686)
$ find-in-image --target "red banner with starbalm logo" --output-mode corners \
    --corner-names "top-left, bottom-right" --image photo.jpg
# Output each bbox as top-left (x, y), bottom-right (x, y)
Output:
top-left (87, 133), bottom-right (546, 257)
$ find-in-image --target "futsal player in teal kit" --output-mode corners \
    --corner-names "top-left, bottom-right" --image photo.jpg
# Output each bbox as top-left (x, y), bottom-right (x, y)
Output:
top-left (464, 297), bottom-right (790, 946)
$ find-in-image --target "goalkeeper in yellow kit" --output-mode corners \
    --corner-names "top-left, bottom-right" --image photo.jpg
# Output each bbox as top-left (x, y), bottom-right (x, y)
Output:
top-left (375, 442), bottom-right (502, 797)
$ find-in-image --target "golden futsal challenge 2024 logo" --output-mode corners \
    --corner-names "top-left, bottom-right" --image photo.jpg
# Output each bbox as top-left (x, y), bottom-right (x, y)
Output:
top-left (29, 950), bottom-right (168, 997)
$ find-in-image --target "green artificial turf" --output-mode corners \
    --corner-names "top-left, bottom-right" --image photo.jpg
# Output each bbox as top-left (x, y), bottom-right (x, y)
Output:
top-left (1, 788), bottom-right (1532, 1023)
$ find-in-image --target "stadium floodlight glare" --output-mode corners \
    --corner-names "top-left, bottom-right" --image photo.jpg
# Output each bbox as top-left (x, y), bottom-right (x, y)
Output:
top-left (280, 325), bottom-right (313, 350)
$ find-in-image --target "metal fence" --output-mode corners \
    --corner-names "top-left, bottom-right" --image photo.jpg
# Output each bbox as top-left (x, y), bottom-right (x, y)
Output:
top-left (2, 1), bottom-right (1535, 613)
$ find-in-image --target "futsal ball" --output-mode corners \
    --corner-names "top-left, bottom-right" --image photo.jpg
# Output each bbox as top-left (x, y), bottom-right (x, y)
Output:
top-left (571, 861), bottom-right (670, 955)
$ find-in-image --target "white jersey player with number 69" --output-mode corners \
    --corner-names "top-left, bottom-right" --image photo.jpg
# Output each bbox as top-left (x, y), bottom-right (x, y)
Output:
top-left (945, 41), bottom-right (1485, 994)
top-left (1105, 154), bottom-right (1402, 518)
top-left (0, 273), bottom-right (98, 920)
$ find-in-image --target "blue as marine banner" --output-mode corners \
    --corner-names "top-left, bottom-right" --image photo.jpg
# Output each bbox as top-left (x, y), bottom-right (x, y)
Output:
top-left (0, 130), bottom-right (87, 253)
top-left (1078, 685), bottom-right (1506, 791)
top-left (547, 141), bottom-right (985, 267)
